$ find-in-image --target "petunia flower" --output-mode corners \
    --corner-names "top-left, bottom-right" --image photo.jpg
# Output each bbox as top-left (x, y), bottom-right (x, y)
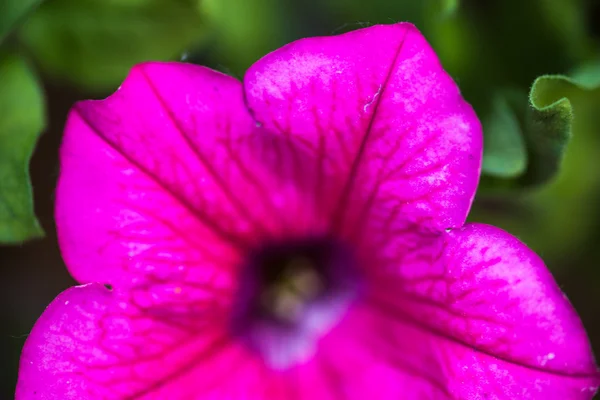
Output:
top-left (16, 23), bottom-right (600, 399)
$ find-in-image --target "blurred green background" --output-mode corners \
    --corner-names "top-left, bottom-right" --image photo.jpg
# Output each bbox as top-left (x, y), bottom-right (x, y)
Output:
top-left (1, 0), bottom-right (600, 397)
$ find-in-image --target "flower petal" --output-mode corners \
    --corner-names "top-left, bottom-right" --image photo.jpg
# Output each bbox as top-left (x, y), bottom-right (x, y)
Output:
top-left (57, 62), bottom-right (331, 291)
top-left (16, 284), bottom-right (270, 399)
top-left (362, 223), bottom-right (600, 398)
top-left (244, 23), bottom-right (482, 234)
top-left (289, 305), bottom-right (454, 399)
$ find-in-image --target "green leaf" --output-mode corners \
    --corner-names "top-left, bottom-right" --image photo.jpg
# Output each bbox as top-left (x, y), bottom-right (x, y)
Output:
top-left (0, 52), bottom-right (45, 243)
top-left (0, 0), bottom-right (42, 42)
top-left (519, 75), bottom-right (575, 186)
top-left (481, 92), bottom-right (527, 178)
top-left (19, 0), bottom-right (207, 90)
top-left (567, 60), bottom-right (600, 89)
top-left (481, 66), bottom-right (600, 191)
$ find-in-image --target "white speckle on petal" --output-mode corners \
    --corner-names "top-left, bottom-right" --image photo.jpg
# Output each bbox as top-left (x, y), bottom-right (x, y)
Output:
top-left (363, 85), bottom-right (382, 113)
top-left (537, 352), bottom-right (556, 366)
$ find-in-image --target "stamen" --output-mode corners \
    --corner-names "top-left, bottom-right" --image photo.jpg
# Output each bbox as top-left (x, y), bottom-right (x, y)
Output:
top-left (261, 260), bottom-right (324, 323)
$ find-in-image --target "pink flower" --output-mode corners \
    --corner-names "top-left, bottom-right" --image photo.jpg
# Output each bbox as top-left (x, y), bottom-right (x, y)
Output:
top-left (16, 23), bottom-right (600, 399)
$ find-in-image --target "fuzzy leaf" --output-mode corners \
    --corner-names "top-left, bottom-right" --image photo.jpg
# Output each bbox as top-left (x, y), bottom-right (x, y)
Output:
top-left (519, 75), bottom-right (575, 186)
top-left (480, 66), bottom-right (600, 191)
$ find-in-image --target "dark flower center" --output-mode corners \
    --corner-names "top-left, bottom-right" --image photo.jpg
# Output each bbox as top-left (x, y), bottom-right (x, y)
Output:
top-left (231, 236), bottom-right (360, 369)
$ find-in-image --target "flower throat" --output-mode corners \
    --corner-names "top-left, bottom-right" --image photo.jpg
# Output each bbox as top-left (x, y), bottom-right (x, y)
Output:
top-left (231, 237), bottom-right (360, 369)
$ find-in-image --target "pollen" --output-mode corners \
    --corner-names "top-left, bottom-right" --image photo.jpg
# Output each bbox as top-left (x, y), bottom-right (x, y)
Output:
top-left (260, 259), bottom-right (324, 323)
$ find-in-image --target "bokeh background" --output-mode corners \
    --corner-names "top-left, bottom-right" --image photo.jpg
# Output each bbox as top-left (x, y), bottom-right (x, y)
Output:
top-left (1, 0), bottom-right (600, 398)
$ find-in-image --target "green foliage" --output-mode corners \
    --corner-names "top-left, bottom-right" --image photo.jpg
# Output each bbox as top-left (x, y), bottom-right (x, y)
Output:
top-left (521, 75), bottom-right (577, 186)
top-left (427, 0), bottom-right (459, 19)
top-left (0, 0), bottom-right (42, 42)
top-left (426, 0), bottom-right (594, 105)
top-left (480, 77), bottom-right (576, 189)
top-left (481, 65), bottom-right (600, 188)
top-left (201, 0), bottom-right (292, 76)
top-left (0, 52), bottom-right (45, 243)
top-left (19, 0), bottom-right (206, 90)
top-left (418, 0), bottom-right (597, 192)
top-left (481, 92), bottom-right (527, 178)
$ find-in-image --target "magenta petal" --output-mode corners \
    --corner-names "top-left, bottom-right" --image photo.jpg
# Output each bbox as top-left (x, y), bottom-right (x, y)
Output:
top-left (364, 223), bottom-right (600, 398)
top-left (57, 63), bottom-right (246, 288)
top-left (16, 284), bottom-right (268, 399)
top-left (283, 304), bottom-right (454, 399)
top-left (56, 62), bottom-right (332, 290)
top-left (244, 23), bottom-right (482, 234)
